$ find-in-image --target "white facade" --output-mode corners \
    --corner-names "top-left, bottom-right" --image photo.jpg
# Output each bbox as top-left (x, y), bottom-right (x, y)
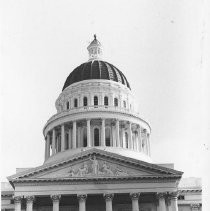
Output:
top-left (1, 36), bottom-right (202, 211)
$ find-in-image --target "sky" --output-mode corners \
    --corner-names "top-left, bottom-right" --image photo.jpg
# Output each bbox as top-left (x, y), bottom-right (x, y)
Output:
top-left (0, 0), bottom-right (209, 186)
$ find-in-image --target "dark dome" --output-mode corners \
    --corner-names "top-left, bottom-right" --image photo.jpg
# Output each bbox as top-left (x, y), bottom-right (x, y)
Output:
top-left (62, 60), bottom-right (131, 91)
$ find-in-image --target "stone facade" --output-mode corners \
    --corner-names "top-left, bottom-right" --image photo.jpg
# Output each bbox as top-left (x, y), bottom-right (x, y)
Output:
top-left (1, 36), bottom-right (202, 211)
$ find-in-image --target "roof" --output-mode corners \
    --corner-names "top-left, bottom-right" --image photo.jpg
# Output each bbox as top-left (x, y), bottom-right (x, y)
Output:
top-left (62, 60), bottom-right (131, 91)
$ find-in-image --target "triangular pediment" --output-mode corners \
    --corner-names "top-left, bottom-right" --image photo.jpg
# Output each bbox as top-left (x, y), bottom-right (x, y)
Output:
top-left (8, 148), bottom-right (182, 182)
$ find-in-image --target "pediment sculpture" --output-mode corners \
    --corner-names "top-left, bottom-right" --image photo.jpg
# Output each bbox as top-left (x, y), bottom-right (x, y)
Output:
top-left (68, 155), bottom-right (131, 177)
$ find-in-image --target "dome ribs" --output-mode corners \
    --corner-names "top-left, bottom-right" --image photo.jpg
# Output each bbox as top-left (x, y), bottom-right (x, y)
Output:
top-left (112, 65), bottom-right (125, 85)
top-left (100, 61), bottom-right (109, 80)
top-left (91, 60), bottom-right (100, 79)
top-left (105, 62), bottom-right (117, 82)
top-left (115, 65), bottom-right (131, 89)
top-left (83, 61), bottom-right (92, 80)
top-left (62, 60), bottom-right (131, 90)
top-left (75, 64), bottom-right (84, 83)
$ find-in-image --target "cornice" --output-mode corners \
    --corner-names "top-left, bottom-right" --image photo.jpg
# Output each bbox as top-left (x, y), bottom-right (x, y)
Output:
top-left (11, 174), bottom-right (181, 185)
top-left (178, 189), bottom-right (202, 193)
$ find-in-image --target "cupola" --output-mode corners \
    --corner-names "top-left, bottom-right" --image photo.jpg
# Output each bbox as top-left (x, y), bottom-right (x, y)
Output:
top-left (87, 34), bottom-right (102, 61)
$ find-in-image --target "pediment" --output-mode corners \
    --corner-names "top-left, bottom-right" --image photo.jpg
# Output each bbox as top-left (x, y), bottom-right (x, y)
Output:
top-left (8, 149), bottom-right (182, 182)
top-left (33, 155), bottom-right (154, 179)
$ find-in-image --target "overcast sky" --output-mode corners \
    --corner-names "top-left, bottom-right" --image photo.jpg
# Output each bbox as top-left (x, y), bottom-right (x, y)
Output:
top-left (0, 0), bottom-right (209, 185)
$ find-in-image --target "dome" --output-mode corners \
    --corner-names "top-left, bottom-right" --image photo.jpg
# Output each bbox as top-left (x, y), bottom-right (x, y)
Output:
top-left (62, 60), bottom-right (131, 91)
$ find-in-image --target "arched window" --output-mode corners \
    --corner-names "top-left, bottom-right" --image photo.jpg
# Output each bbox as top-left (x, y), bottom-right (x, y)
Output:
top-left (83, 128), bottom-right (87, 147)
top-left (83, 97), bottom-right (88, 107)
top-left (104, 96), bottom-right (109, 106)
top-left (125, 132), bottom-right (129, 148)
top-left (66, 101), bottom-right (70, 110)
top-left (94, 96), bottom-right (98, 106)
top-left (114, 98), bottom-right (118, 107)
top-left (74, 98), bottom-right (78, 108)
top-left (123, 101), bottom-right (126, 108)
top-left (105, 128), bottom-right (111, 146)
top-left (94, 128), bottom-right (99, 146)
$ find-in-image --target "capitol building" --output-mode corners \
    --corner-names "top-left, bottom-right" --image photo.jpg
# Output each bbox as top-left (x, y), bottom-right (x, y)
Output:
top-left (1, 36), bottom-right (202, 211)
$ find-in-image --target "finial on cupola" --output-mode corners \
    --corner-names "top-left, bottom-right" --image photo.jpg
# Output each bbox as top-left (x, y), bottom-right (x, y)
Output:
top-left (87, 34), bottom-right (102, 61)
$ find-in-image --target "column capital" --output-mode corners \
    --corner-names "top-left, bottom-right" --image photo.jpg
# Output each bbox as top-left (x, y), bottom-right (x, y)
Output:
top-left (77, 194), bottom-right (87, 202)
top-left (13, 196), bottom-right (22, 203)
top-left (103, 193), bottom-right (114, 201)
top-left (130, 192), bottom-right (140, 200)
top-left (156, 192), bottom-right (167, 199)
top-left (51, 195), bottom-right (61, 202)
top-left (25, 195), bottom-right (35, 203)
top-left (191, 203), bottom-right (201, 209)
top-left (168, 191), bottom-right (179, 200)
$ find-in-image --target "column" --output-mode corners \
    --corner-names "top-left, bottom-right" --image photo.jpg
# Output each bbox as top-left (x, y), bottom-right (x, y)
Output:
top-left (120, 127), bottom-right (123, 147)
top-left (73, 121), bottom-right (77, 149)
top-left (51, 195), bottom-right (61, 211)
top-left (104, 194), bottom-right (114, 211)
top-left (128, 122), bottom-right (132, 149)
top-left (157, 193), bottom-right (167, 211)
top-left (52, 129), bottom-right (56, 155)
top-left (168, 192), bottom-right (179, 211)
top-left (68, 128), bottom-right (72, 149)
top-left (130, 193), bottom-right (140, 211)
top-left (147, 133), bottom-right (151, 156)
top-left (116, 119), bottom-right (120, 147)
top-left (14, 196), bottom-right (22, 211)
top-left (135, 132), bottom-right (139, 151)
top-left (138, 126), bottom-right (142, 152)
top-left (101, 119), bottom-right (105, 146)
top-left (111, 123), bottom-right (116, 147)
top-left (78, 127), bottom-right (81, 147)
top-left (77, 194), bottom-right (87, 211)
top-left (46, 134), bottom-right (50, 158)
top-left (145, 131), bottom-right (149, 155)
top-left (26, 196), bottom-right (35, 211)
top-left (61, 124), bottom-right (65, 151)
top-left (45, 137), bottom-right (47, 159)
top-left (87, 119), bottom-right (91, 147)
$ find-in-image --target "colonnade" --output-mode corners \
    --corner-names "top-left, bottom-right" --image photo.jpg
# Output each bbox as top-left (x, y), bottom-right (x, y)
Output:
top-left (13, 192), bottom-right (179, 211)
top-left (44, 118), bottom-right (151, 160)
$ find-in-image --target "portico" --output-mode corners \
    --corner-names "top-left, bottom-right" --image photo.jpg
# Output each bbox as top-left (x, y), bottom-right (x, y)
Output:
top-left (9, 148), bottom-right (182, 211)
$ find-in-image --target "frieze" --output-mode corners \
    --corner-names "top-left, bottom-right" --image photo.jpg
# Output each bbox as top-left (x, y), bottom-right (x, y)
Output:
top-left (68, 155), bottom-right (131, 177)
